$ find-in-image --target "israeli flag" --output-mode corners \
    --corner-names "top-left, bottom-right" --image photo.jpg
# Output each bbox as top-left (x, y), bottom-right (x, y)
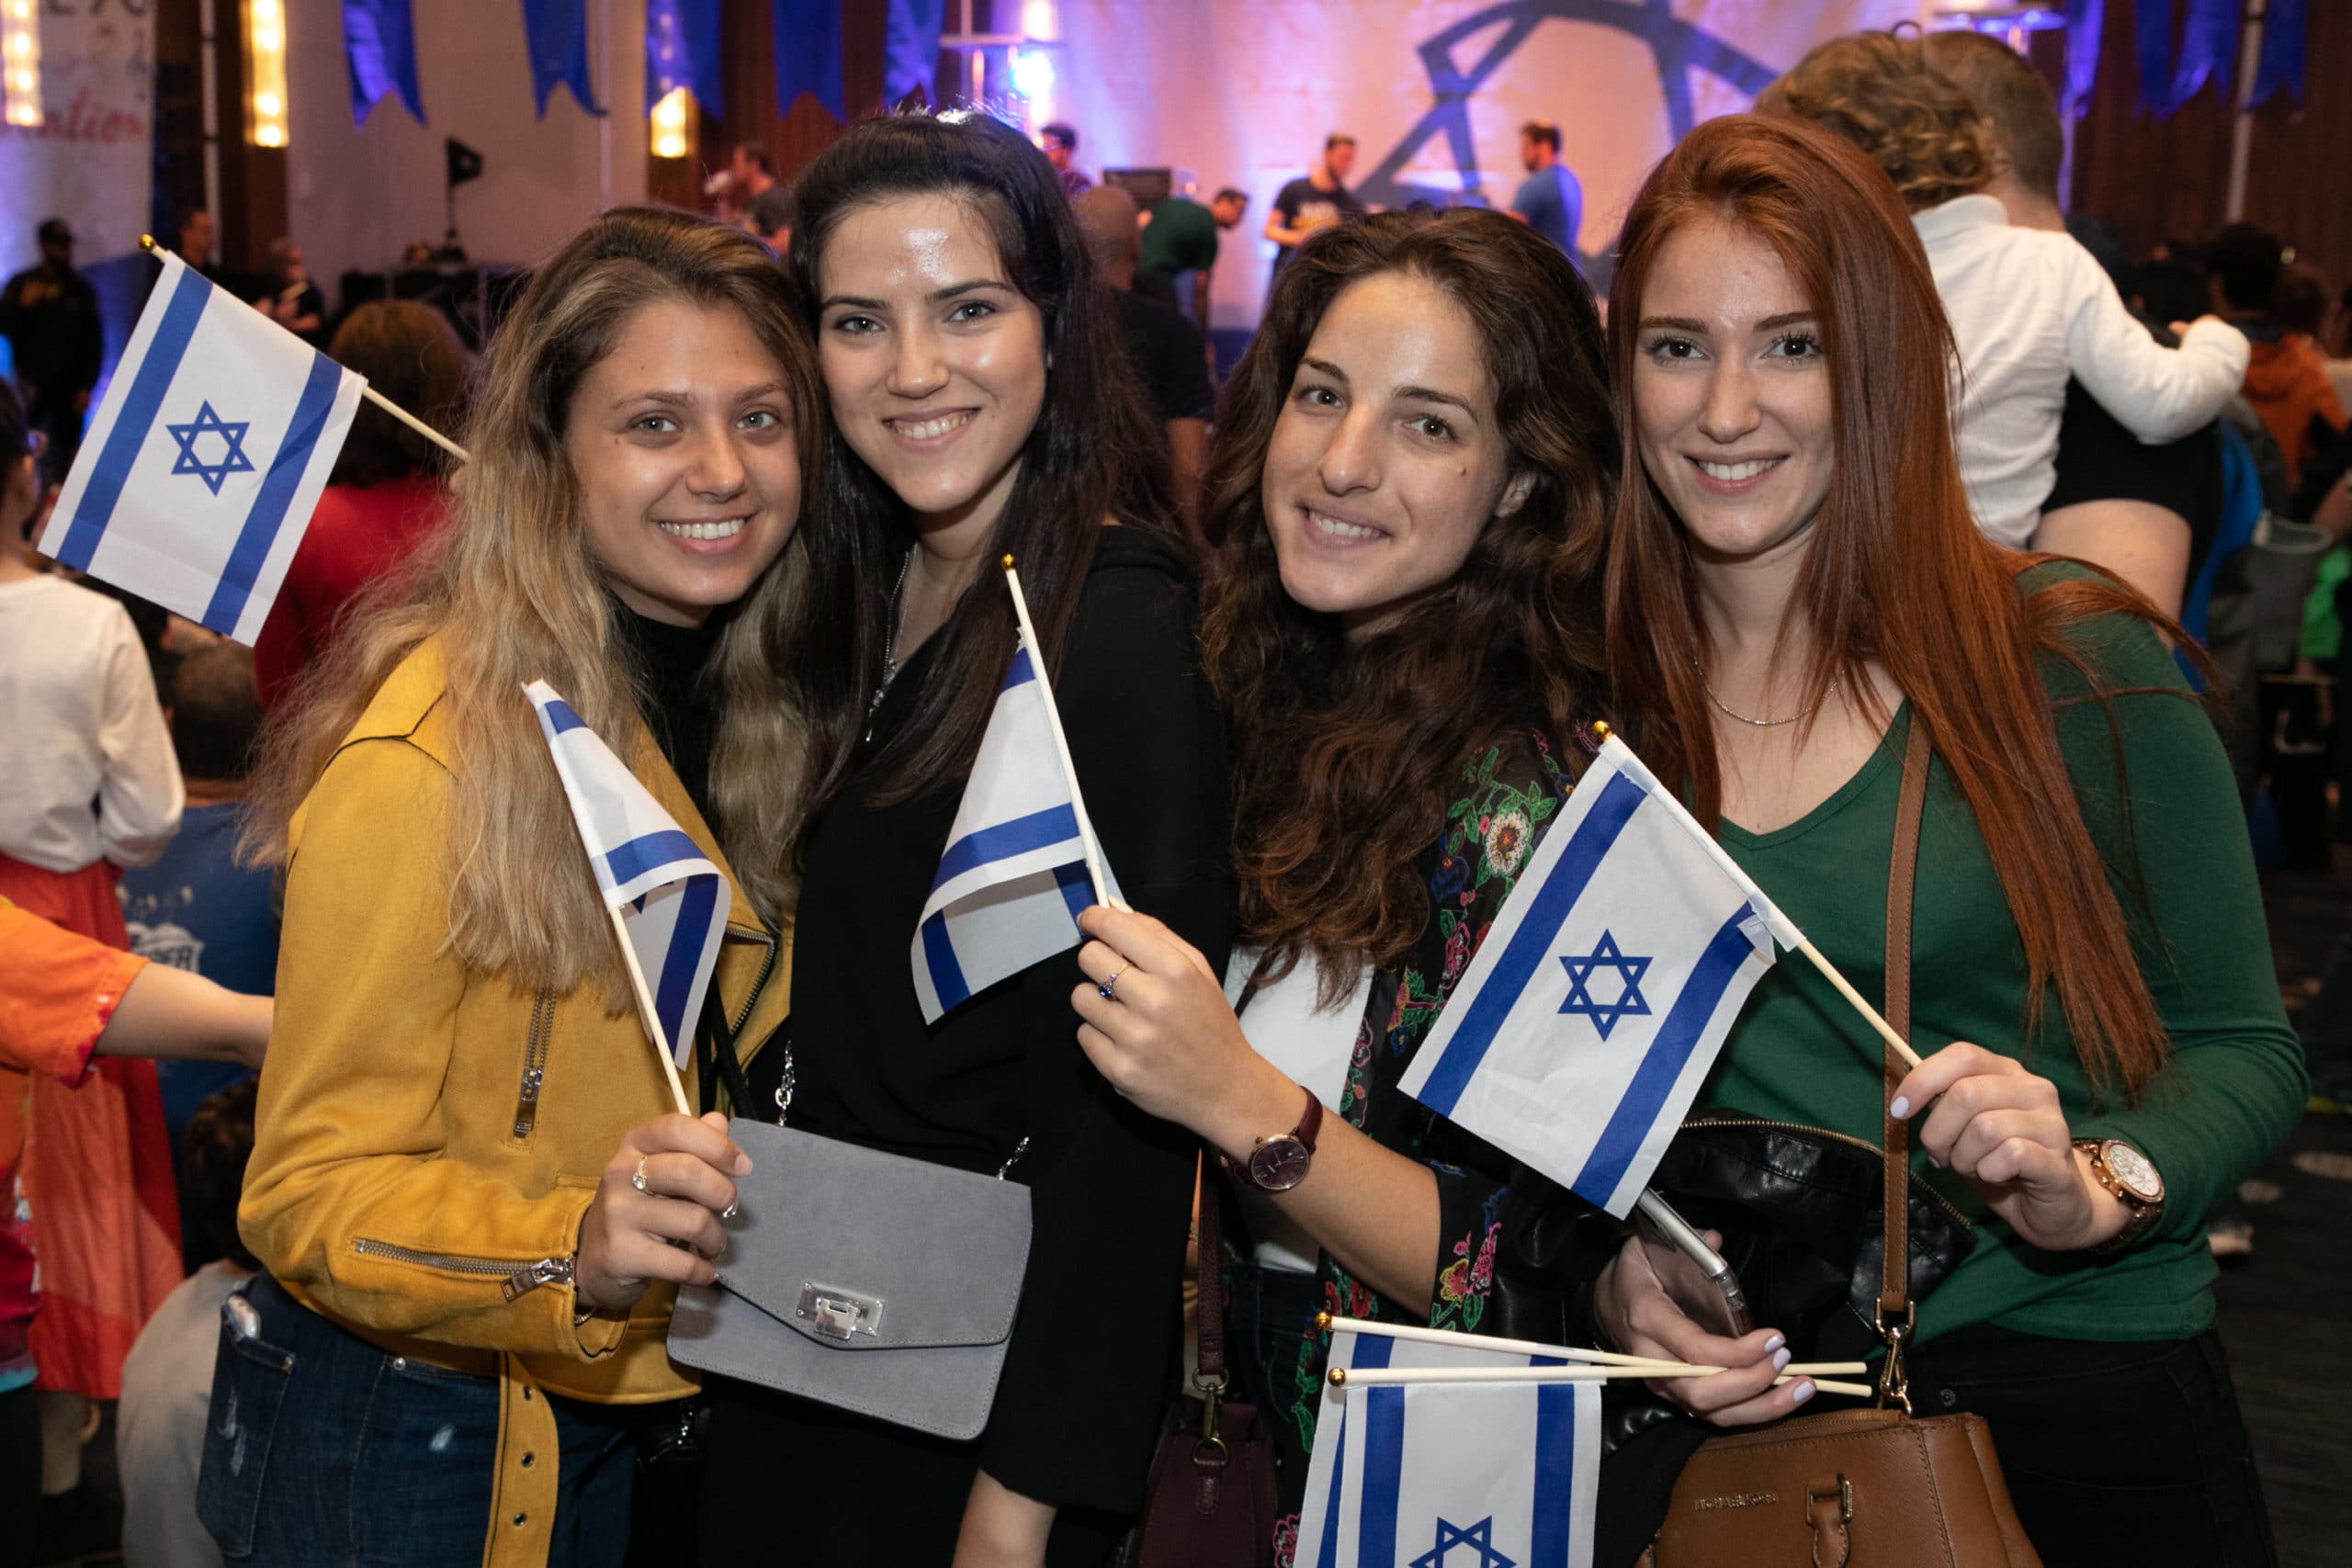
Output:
top-left (526, 681), bottom-right (726, 1067)
top-left (910, 636), bottom-right (1122, 1024)
top-left (1299, 1328), bottom-right (1600, 1568)
top-left (1399, 735), bottom-right (1797, 1218)
top-left (40, 250), bottom-right (366, 645)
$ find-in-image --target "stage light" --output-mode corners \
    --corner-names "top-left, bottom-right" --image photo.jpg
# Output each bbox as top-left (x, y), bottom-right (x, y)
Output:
top-left (1010, 48), bottom-right (1054, 99)
top-left (243, 0), bottom-right (289, 149)
top-left (0, 0), bottom-right (40, 130)
top-left (651, 87), bottom-right (694, 161)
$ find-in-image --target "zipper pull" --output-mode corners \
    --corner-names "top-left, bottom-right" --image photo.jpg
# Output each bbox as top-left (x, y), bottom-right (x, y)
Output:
top-left (501, 1254), bottom-right (576, 1303)
top-left (512, 1066), bottom-right (545, 1140)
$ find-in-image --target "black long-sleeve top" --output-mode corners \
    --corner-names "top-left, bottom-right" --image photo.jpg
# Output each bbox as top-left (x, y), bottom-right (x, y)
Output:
top-left (784, 527), bottom-right (1233, 1513)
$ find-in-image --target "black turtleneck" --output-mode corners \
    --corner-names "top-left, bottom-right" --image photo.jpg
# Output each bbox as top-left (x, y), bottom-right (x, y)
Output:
top-left (614, 601), bottom-right (722, 823)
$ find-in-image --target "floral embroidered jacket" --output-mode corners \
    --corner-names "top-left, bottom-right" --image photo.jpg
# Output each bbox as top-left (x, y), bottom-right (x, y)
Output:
top-left (1261, 731), bottom-right (1614, 1564)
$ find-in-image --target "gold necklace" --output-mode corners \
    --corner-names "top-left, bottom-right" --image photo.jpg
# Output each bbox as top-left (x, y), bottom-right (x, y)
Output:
top-left (1695, 660), bottom-right (1837, 728)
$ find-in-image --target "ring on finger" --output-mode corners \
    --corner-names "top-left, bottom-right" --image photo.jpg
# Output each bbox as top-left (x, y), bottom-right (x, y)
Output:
top-left (630, 1157), bottom-right (651, 1195)
top-left (1097, 963), bottom-right (1130, 1001)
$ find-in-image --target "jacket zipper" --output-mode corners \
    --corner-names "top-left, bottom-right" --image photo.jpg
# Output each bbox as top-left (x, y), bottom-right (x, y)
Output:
top-left (511, 987), bottom-right (555, 1141)
top-left (1679, 1114), bottom-right (1976, 1235)
top-left (351, 1237), bottom-right (576, 1303)
top-left (729, 930), bottom-right (777, 1038)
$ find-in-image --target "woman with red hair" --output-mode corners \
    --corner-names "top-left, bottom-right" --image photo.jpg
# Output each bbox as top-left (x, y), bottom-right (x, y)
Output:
top-left (1594, 113), bottom-right (2299, 1564)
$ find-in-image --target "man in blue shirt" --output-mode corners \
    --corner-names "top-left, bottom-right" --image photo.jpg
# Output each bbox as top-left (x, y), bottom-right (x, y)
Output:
top-left (1507, 119), bottom-right (1583, 261)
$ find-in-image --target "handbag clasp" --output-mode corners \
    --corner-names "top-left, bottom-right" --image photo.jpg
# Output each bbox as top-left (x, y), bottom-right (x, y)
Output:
top-left (1871, 1302), bottom-right (1916, 1416)
top-left (795, 1282), bottom-right (885, 1340)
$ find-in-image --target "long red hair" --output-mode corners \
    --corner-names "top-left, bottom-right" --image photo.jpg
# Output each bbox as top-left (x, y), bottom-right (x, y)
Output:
top-left (1604, 115), bottom-right (2184, 1098)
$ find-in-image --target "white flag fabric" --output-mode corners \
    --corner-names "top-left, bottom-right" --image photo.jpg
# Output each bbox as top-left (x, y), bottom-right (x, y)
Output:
top-left (40, 250), bottom-right (365, 645)
top-left (526, 681), bottom-right (726, 1067)
top-left (910, 637), bottom-right (1122, 1024)
top-left (1298, 1328), bottom-right (1600, 1568)
top-left (1398, 735), bottom-right (1795, 1218)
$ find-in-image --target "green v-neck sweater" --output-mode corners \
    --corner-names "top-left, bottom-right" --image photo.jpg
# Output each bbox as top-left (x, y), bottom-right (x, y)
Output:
top-left (1703, 566), bottom-right (2306, 1346)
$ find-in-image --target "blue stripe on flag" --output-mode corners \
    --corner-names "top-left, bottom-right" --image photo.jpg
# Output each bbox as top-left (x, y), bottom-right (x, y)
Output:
top-left (1359, 1384), bottom-right (1407, 1568)
top-left (1573, 908), bottom-right (1759, 1203)
top-left (1414, 771), bottom-right (1648, 1116)
top-left (202, 351), bottom-right (345, 633)
top-left (1532, 1380), bottom-right (1577, 1567)
top-left (1315, 1335), bottom-right (1391, 1568)
top-left (542, 698), bottom-right (590, 735)
top-left (921, 911), bottom-right (970, 1015)
top-left (651, 874), bottom-right (719, 1059)
top-left (928, 804), bottom-right (1080, 895)
top-left (53, 266), bottom-right (213, 570)
top-left (605, 829), bottom-right (703, 886)
top-left (1054, 859), bottom-right (1092, 925)
top-left (1004, 643), bottom-right (1037, 689)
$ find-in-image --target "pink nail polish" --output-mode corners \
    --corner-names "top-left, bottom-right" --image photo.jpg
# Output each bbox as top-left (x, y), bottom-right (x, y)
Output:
top-left (1792, 1381), bottom-right (1816, 1404)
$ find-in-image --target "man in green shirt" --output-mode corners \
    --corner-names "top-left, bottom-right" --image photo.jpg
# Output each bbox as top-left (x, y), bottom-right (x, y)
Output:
top-left (1137, 187), bottom-right (1249, 343)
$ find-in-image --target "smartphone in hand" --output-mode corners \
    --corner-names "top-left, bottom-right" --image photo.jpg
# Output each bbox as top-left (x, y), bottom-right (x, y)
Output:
top-left (1632, 1189), bottom-right (1753, 1338)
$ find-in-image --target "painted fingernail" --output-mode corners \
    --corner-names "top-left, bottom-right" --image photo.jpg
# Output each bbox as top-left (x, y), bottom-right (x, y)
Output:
top-left (1771, 1348), bottom-right (1792, 1372)
top-left (1763, 1334), bottom-right (1785, 1353)
top-left (1791, 1380), bottom-right (1816, 1404)
top-left (1888, 1096), bottom-right (1910, 1119)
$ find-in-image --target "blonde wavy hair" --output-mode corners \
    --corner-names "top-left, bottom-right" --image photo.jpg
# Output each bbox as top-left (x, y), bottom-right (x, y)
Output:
top-left (244, 208), bottom-right (820, 1000)
top-left (1756, 29), bottom-right (1993, 213)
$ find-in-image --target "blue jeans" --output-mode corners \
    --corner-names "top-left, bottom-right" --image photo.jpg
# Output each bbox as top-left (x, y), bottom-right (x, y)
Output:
top-left (1222, 1259), bottom-right (1324, 1464)
top-left (196, 1274), bottom-right (639, 1567)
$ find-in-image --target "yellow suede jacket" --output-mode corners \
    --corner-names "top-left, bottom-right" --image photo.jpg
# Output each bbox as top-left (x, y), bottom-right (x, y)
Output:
top-left (239, 640), bottom-right (789, 1566)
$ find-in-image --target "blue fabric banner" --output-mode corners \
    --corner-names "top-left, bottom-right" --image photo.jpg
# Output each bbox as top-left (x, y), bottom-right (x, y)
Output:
top-left (2165, 0), bottom-right (2241, 112)
top-left (646, 0), bottom-right (724, 118)
top-left (521, 0), bottom-right (604, 118)
top-left (2133, 0), bottom-right (2174, 115)
top-left (774, 0), bottom-right (845, 122)
top-left (344, 0), bottom-right (425, 127)
top-left (885, 0), bottom-right (947, 107)
top-left (2247, 0), bottom-right (2305, 108)
top-left (2062, 0), bottom-right (2105, 120)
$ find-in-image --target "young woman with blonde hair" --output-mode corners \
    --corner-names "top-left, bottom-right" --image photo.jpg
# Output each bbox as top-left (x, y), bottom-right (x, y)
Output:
top-left (198, 208), bottom-right (818, 1568)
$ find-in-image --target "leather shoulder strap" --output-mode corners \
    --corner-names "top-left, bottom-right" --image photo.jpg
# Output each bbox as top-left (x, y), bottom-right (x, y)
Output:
top-left (1880, 717), bottom-right (1932, 1320)
top-left (1193, 1160), bottom-right (1227, 1382)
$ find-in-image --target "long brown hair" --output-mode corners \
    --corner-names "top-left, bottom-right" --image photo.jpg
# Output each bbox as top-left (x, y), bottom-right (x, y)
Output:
top-left (325, 301), bottom-right (469, 487)
top-left (245, 209), bottom-right (820, 999)
top-left (1605, 115), bottom-right (2177, 1096)
top-left (1202, 210), bottom-right (1614, 995)
top-left (784, 110), bottom-right (1176, 814)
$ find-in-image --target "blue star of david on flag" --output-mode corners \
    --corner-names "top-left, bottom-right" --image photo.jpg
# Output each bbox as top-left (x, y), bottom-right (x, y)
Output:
top-left (165, 401), bottom-right (256, 495)
top-left (1412, 1513), bottom-right (1515, 1568)
top-left (1557, 931), bottom-right (1652, 1040)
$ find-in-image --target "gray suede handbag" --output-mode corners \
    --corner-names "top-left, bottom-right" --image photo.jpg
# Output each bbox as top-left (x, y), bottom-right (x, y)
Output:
top-left (665, 1111), bottom-right (1035, 1442)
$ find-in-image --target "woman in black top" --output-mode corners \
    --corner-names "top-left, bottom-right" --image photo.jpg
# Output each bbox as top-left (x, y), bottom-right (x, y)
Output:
top-left (696, 114), bottom-right (1231, 1565)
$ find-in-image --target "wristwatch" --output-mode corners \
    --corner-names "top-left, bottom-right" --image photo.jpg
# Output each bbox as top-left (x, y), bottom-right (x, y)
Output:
top-left (1230, 1088), bottom-right (1323, 1193)
top-left (2073, 1138), bottom-right (2165, 1255)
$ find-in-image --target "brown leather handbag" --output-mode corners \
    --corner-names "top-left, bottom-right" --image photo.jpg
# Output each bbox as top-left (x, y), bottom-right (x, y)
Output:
top-left (1643, 724), bottom-right (2041, 1568)
top-left (1120, 1166), bottom-right (1280, 1567)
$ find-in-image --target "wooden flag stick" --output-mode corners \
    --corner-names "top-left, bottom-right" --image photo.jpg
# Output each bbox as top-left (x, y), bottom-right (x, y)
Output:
top-left (1317, 1314), bottom-right (1861, 1379)
top-left (606, 905), bottom-right (694, 1118)
top-left (1331, 1364), bottom-right (1873, 1399)
top-left (1000, 556), bottom-right (1126, 911)
top-left (137, 235), bottom-right (470, 465)
top-left (1793, 938), bottom-right (1924, 1070)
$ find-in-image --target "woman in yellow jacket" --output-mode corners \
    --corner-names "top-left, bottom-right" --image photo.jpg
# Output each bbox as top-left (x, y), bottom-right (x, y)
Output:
top-left (196, 209), bottom-right (816, 1568)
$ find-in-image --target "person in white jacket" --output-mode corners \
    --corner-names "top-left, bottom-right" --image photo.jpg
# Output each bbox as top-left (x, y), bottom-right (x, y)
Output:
top-left (1761, 30), bottom-right (2248, 549)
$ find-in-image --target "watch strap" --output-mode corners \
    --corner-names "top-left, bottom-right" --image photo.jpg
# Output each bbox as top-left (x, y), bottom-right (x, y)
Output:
top-left (1291, 1087), bottom-right (1324, 1153)
top-left (2074, 1138), bottom-right (2163, 1255)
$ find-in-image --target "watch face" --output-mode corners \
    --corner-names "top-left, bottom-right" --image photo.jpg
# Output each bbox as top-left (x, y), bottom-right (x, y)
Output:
top-left (2104, 1142), bottom-right (2163, 1202)
top-left (1249, 1135), bottom-right (1312, 1192)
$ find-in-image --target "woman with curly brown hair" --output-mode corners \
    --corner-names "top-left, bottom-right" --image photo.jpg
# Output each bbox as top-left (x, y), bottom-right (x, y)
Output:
top-left (1065, 208), bottom-right (1623, 1562)
top-left (1759, 28), bottom-right (2248, 551)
